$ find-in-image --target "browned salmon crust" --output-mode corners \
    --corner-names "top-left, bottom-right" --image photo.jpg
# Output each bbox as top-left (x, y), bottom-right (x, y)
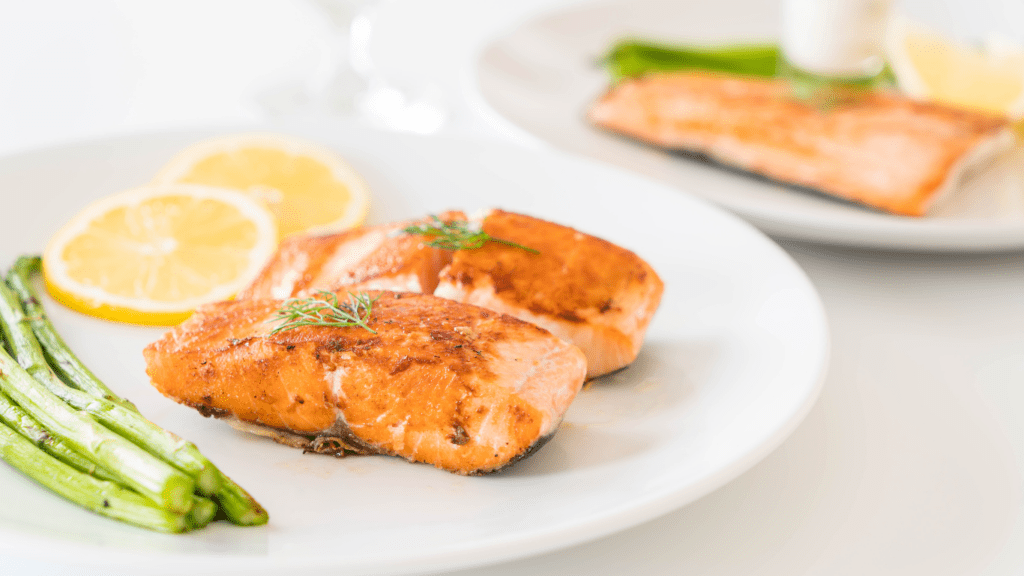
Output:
top-left (144, 291), bottom-right (587, 475)
top-left (434, 210), bottom-right (664, 379)
top-left (588, 71), bottom-right (1013, 216)
top-left (237, 212), bottom-right (466, 300)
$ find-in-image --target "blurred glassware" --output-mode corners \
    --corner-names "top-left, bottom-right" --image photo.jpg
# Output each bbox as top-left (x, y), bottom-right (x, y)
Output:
top-left (257, 0), bottom-right (446, 133)
top-left (781, 0), bottom-right (892, 79)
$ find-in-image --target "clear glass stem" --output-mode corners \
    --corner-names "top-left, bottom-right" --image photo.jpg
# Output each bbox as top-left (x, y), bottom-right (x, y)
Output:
top-left (258, 0), bottom-right (446, 134)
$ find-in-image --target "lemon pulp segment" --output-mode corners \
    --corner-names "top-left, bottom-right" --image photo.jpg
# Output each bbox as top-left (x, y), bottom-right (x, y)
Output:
top-left (43, 184), bottom-right (277, 325)
top-left (153, 134), bottom-right (371, 240)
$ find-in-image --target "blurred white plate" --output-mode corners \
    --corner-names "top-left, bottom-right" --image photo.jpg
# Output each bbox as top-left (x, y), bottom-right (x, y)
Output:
top-left (0, 122), bottom-right (827, 575)
top-left (473, 0), bottom-right (1024, 251)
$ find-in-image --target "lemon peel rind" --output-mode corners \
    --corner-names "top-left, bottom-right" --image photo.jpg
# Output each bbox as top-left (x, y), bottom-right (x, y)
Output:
top-left (42, 184), bottom-right (278, 322)
top-left (41, 273), bottom-right (196, 326)
top-left (150, 133), bottom-right (371, 237)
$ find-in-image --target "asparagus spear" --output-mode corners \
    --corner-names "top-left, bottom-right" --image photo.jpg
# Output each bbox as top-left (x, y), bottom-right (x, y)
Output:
top-left (0, 333), bottom-right (102, 478)
top-left (603, 40), bottom-right (780, 82)
top-left (0, 419), bottom-right (189, 533)
top-left (8, 256), bottom-right (269, 526)
top-left (0, 278), bottom-right (220, 496)
top-left (6, 256), bottom-right (136, 412)
top-left (0, 386), bottom-right (120, 483)
top-left (188, 495), bottom-right (218, 530)
top-left (601, 40), bottom-right (897, 105)
top-left (0, 346), bottom-right (195, 512)
top-left (211, 473), bottom-right (269, 526)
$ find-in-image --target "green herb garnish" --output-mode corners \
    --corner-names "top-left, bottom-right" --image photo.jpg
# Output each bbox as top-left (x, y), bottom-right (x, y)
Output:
top-left (269, 291), bottom-right (379, 335)
top-left (402, 215), bottom-right (539, 254)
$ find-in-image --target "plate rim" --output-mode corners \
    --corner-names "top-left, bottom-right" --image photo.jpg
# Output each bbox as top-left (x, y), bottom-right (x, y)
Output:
top-left (468, 0), bottom-right (1024, 253)
top-left (0, 123), bottom-right (830, 574)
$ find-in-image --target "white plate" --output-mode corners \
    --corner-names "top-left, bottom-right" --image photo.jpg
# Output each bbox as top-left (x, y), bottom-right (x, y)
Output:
top-left (473, 0), bottom-right (1024, 251)
top-left (0, 122), bottom-right (827, 575)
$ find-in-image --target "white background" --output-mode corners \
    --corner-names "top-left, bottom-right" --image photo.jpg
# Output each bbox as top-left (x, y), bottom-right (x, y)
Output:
top-left (2, 0), bottom-right (1024, 574)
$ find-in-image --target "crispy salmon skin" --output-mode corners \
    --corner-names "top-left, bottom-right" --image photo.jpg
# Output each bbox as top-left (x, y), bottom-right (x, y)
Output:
top-left (434, 210), bottom-right (664, 379)
top-left (144, 291), bottom-right (586, 475)
top-left (588, 71), bottom-right (1014, 216)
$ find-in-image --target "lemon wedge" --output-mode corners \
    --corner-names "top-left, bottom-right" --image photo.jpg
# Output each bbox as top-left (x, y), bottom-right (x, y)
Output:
top-left (886, 16), bottom-right (1024, 118)
top-left (43, 184), bottom-right (278, 325)
top-left (152, 134), bottom-right (371, 240)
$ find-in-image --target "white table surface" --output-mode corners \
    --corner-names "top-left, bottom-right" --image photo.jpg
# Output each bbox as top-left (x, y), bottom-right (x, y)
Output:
top-left (3, 1), bottom-right (1024, 575)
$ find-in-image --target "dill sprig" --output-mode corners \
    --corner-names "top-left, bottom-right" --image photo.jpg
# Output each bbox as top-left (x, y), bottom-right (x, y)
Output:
top-left (268, 291), bottom-right (379, 335)
top-left (402, 215), bottom-right (539, 254)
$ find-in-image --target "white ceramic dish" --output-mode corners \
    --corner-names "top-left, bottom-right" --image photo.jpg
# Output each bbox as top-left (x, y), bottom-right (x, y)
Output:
top-left (0, 123), bottom-right (827, 575)
top-left (473, 0), bottom-right (1024, 251)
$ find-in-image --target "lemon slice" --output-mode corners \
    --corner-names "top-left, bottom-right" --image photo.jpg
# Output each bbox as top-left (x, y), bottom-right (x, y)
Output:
top-left (43, 184), bottom-right (278, 325)
top-left (152, 134), bottom-right (371, 240)
top-left (886, 16), bottom-right (1024, 118)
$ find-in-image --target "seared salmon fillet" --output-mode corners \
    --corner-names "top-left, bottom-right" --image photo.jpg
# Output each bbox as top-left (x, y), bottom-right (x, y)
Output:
top-left (588, 71), bottom-right (1014, 216)
top-left (237, 212), bottom-right (466, 299)
top-left (434, 210), bottom-right (663, 379)
top-left (144, 291), bottom-right (586, 475)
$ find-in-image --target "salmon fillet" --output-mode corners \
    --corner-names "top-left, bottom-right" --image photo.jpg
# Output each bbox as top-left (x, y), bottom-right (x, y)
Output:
top-left (434, 209), bottom-right (663, 379)
top-left (144, 291), bottom-right (586, 475)
top-left (588, 71), bottom-right (1015, 216)
top-left (237, 212), bottom-right (466, 300)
